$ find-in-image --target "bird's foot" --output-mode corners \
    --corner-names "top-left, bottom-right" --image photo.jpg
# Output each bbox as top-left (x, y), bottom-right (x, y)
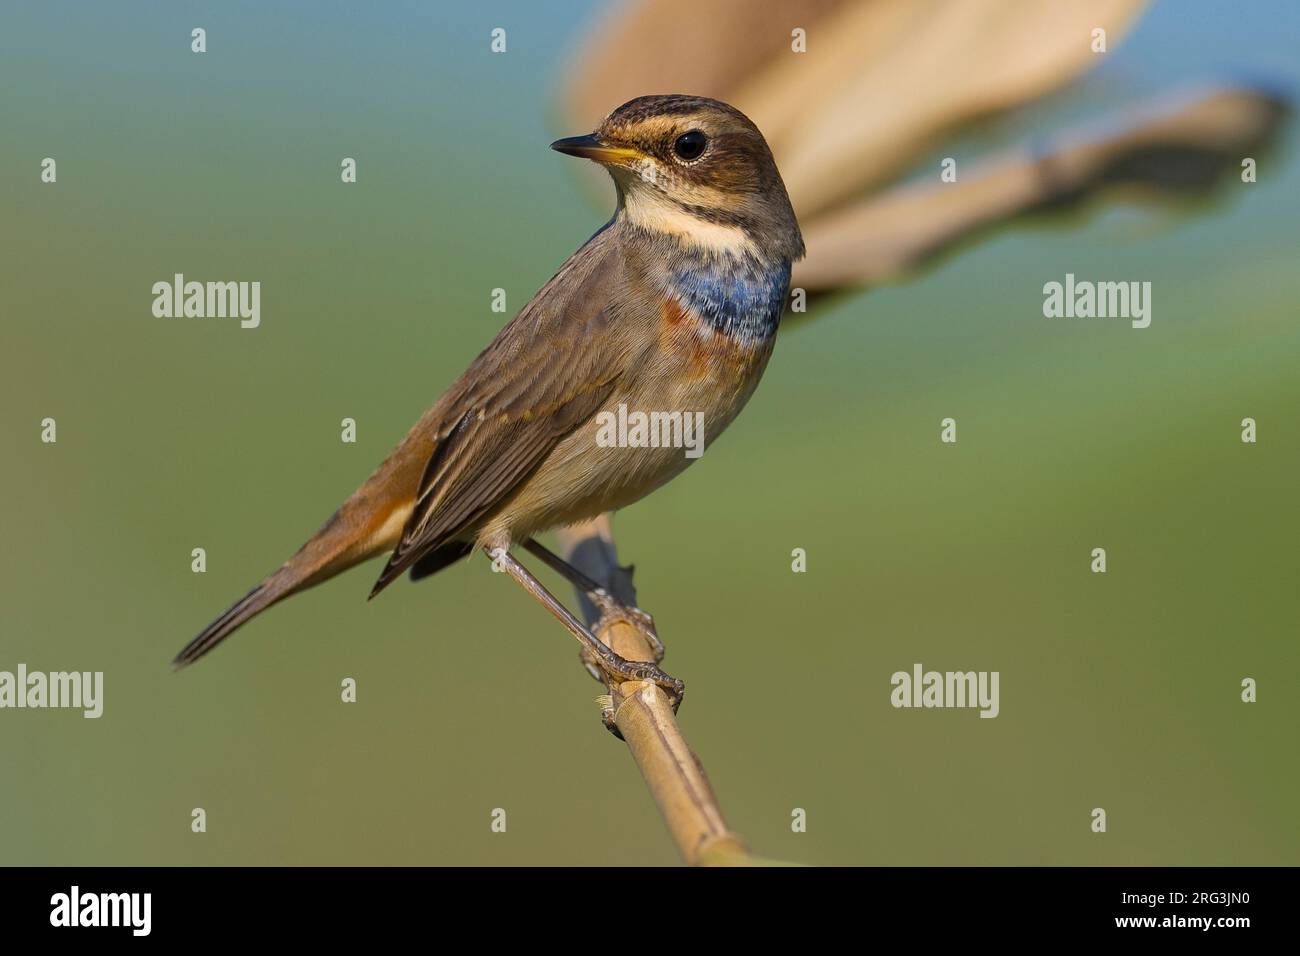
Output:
top-left (586, 588), bottom-right (665, 663)
top-left (578, 606), bottom-right (684, 738)
top-left (489, 541), bottom-right (681, 738)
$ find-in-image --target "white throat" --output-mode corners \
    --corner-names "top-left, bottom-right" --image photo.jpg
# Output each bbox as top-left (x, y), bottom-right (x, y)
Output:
top-left (619, 184), bottom-right (758, 258)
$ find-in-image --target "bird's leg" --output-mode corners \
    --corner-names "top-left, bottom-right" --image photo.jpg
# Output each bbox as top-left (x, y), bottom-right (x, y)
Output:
top-left (486, 547), bottom-right (684, 726)
top-left (521, 538), bottom-right (665, 663)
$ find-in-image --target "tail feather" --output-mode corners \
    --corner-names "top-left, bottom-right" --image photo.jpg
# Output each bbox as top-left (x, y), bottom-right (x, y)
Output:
top-left (173, 503), bottom-right (398, 668)
top-left (174, 419), bottom-right (438, 669)
top-left (172, 575), bottom-right (292, 669)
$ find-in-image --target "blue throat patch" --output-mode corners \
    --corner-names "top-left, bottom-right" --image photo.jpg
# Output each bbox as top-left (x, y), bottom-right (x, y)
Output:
top-left (671, 258), bottom-right (792, 344)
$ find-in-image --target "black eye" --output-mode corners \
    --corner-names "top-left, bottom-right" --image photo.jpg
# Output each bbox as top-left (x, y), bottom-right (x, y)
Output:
top-left (672, 130), bottom-right (708, 161)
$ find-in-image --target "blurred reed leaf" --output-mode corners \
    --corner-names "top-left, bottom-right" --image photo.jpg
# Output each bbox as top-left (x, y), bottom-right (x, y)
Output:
top-left (560, 0), bottom-right (1287, 299)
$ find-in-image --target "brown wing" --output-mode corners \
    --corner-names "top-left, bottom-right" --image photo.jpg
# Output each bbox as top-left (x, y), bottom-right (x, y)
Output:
top-left (368, 223), bottom-right (632, 597)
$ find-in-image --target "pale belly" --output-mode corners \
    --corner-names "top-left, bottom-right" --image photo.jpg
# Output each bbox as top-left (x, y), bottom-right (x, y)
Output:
top-left (477, 326), bottom-right (775, 547)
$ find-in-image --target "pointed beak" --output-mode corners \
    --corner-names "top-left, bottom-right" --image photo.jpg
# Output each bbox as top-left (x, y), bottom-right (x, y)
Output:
top-left (550, 133), bottom-right (642, 166)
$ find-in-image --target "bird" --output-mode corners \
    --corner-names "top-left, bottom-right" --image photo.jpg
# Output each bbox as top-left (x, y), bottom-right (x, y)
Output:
top-left (173, 94), bottom-right (804, 705)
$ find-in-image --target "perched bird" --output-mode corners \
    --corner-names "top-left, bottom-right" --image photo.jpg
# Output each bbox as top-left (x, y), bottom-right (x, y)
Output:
top-left (174, 94), bottom-right (804, 701)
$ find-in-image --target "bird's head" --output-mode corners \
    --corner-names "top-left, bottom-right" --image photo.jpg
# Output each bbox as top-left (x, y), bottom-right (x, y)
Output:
top-left (552, 94), bottom-right (804, 264)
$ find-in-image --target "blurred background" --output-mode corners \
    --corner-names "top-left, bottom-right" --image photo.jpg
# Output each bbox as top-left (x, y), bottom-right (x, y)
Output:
top-left (1, 0), bottom-right (1297, 865)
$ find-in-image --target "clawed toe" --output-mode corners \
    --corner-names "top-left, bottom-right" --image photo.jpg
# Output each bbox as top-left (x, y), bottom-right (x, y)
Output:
top-left (581, 635), bottom-right (685, 714)
top-left (588, 590), bottom-right (665, 662)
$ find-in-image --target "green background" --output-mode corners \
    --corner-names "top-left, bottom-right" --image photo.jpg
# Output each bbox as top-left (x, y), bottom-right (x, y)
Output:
top-left (2, 1), bottom-right (1297, 865)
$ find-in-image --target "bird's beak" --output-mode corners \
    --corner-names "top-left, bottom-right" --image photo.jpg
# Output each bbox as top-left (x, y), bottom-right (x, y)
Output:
top-left (550, 133), bottom-right (641, 166)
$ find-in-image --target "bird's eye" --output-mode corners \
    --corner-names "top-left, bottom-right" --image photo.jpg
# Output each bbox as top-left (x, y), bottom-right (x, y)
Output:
top-left (672, 130), bottom-right (708, 161)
